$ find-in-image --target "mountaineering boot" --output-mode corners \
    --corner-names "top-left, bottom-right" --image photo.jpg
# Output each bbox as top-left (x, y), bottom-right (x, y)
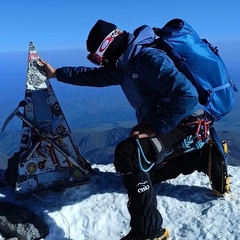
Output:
top-left (207, 140), bottom-right (230, 196)
top-left (151, 139), bottom-right (230, 197)
top-left (150, 144), bottom-right (209, 184)
top-left (121, 172), bottom-right (167, 239)
top-left (121, 228), bottom-right (169, 240)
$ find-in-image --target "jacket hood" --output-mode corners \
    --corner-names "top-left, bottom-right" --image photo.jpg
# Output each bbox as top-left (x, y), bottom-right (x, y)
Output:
top-left (116, 25), bottom-right (155, 69)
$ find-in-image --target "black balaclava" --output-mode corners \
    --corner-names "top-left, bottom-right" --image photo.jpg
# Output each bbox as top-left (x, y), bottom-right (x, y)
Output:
top-left (86, 19), bottom-right (128, 68)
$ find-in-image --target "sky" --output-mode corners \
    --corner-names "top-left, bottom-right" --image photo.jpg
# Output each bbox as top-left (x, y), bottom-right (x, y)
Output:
top-left (1, 153), bottom-right (240, 240)
top-left (1, 0), bottom-right (240, 52)
top-left (0, 2), bottom-right (240, 239)
top-left (0, 1), bottom-right (239, 137)
top-left (0, 0), bottom-right (239, 79)
top-left (0, 0), bottom-right (239, 130)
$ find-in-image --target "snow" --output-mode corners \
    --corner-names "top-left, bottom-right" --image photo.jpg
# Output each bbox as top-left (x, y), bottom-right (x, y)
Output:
top-left (1, 159), bottom-right (240, 240)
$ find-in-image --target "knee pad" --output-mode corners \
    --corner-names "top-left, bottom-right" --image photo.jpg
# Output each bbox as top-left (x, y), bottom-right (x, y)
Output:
top-left (148, 138), bottom-right (165, 164)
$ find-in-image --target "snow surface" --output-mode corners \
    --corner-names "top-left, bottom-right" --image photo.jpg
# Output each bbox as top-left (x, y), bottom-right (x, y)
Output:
top-left (0, 160), bottom-right (240, 240)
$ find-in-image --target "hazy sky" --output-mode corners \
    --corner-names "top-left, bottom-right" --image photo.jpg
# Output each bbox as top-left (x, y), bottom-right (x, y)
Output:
top-left (0, 0), bottom-right (239, 133)
top-left (1, 0), bottom-right (240, 52)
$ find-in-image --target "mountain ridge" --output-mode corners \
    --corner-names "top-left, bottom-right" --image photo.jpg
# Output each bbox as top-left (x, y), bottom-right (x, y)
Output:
top-left (0, 127), bottom-right (239, 168)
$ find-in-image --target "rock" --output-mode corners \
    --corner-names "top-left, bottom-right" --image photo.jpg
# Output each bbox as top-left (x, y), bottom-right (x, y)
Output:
top-left (0, 202), bottom-right (49, 240)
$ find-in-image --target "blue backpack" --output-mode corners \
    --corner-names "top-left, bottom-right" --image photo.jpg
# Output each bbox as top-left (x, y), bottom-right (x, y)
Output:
top-left (152, 18), bottom-right (238, 121)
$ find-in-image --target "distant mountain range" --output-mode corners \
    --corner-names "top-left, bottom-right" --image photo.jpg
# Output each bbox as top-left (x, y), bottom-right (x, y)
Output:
top-left (74, 127), bottom-right (131, 164)
top-left (76, 128), bottom-right (240, 167)
top-left (0, 66), bottom-right (239, 170)
top-left (0, 127), bottom-right (239, 172)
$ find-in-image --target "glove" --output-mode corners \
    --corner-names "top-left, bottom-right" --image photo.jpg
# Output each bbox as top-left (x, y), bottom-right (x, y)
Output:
top-left (130, 123), bottom-right (156, 138)
top-left (184, 134), bottom-right (209, 153)
top-left (181, 135), bottom-right (194, 149)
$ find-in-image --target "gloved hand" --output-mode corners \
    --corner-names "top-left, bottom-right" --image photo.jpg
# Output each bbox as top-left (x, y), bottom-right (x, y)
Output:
top-left (184, 134), bottom-right (209, 153)
top-left (181, 135), bottom-right (194, 149)
top-left (130, 123), bottom-right (156, 139)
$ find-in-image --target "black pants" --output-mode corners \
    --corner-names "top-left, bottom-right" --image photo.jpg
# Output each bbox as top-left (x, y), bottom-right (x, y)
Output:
top-left (114, 126), bottom-right (192, 174)
top-left (114, 126), bottom-right (206, 237)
